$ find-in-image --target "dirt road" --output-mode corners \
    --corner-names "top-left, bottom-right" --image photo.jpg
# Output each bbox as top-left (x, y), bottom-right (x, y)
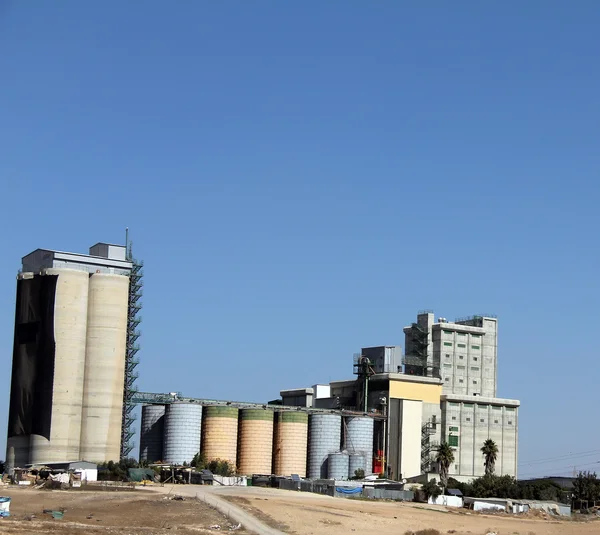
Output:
top-left (197, 485), bottom-right (600, 535)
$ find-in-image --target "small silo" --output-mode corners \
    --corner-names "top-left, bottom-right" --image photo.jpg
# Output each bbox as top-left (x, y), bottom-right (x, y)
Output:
top-left (308, 413), bottom-right (342, 479)
top-left (348, 452), bottom-right (366, 478)
top-left (272, 411), bottom-right (308, 477)
top-left (201, 406), bottom-right (239, 466)
top-left (79, 273), bottom-right (129, 462)
top-left (344, 416), bottom-right (374, 474)
top-left (327, 451), bottom-right (350, 480)
top-left (163, 402), bottom-right (203, 465)
top-left (237, 409), bottom-right (274, 475)
top-left (28, 269), bottom-right (90, 465)
top-left (140, 405), bottom-right (166, 463)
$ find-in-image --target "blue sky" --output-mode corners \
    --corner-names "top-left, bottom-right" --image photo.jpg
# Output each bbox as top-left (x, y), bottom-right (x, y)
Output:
top-left (1, 1), bottom-right (599, 477)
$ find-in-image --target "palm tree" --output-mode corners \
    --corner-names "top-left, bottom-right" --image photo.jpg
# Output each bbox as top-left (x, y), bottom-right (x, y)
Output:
top-left (481, 439), bottom-right (498, 477)
top-left (436, 442), bottom-right (455, 490)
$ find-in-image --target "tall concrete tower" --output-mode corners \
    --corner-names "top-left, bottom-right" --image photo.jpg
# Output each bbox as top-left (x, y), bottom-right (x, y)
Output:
top-left (6, 243), bottom-right (132, 468)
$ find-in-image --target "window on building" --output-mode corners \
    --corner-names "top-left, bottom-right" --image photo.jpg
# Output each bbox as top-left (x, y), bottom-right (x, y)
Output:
top-left (480, 418), bottom-right (485, 423)
top-left (471, 366), bottom-right (479, 371)
top-left (445, 377), bottom-right (450, 382)
top-left (458, 333), bottom-right (466, 337)
top-left (448, 435), bottom-right (459, 447)
top-left (457, 343), bottom-right (466, 348)
top-left (451, 416), bottom-right (456, 420)
top-left (473, 357), bottom-right (478, 362)
top-left (494, 420), bottom-right (499, 424)
top-left (444, 342), bottom-right (452, 346)
top-left (471, 334), bottom-right (482, 338)
top-left (508, 420), bottom-right (513, 425)
top-left (466, 417), bottom-right (471, 421)
top-left (459, 379), bottom-right (464, 383)
top-left (472, 345), bottom-right (480, 350)
top-left (455, 464), bottom-right (459, 470)
top-left (446, 354), bottom-right (451, 358)
top-left (443, 330), bottom-right (454, 335)
top-left (473, 380), bottom-right (478, 385)
top-left (459, 355), bottom-right (464, 360)
top-left (443, 363), bottom-right (452, 368)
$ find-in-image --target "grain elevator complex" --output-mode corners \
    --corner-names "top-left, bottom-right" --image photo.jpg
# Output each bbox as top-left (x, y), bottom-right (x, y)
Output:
top-left (5, 241), bottom-right (520, 485)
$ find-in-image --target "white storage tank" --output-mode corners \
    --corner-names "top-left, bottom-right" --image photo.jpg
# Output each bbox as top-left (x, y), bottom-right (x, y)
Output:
top-left (344, 416), bottom-right (374, 474)
top-left (79, 273), bottom-right (129, 462)
top-left (140, 405), bottom-right (166, 463)
top-left (327, 451), bottom-right (350, 480)
top-left (29, 269), bottom-right (90, 465)
top-left (308, 414), bottom-right (342, 479)
top-left (163, 403), bottom-right (203, 465)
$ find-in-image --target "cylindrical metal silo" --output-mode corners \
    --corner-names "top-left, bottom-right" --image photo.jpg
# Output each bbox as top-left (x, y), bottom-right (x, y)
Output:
top-left (237, 409), bottom-right (274, 475)
top-left (163, 403), bottom-right (203, 464)
top-left (272, 412), bottom-right (308, 477)
top-left (348, 452), bottom-right (366, 479)
top-left (327, 452), bottom-right (349, 480)
top-left (29, 269), bottom-right (90, 465)
top-left (201, 406), bottom-right (239, 467)
top-left (140, 405), bottom-right (166, 463)
top-left (308, 414), bottom-right (342, 479)
top-left (344, 416), bottom-right (374, 474)
top-left (79, 273), bottom-right (129, 462)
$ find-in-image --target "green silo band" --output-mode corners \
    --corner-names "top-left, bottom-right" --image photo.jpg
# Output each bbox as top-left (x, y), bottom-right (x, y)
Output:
top-left (279, 412), bottom-right (308, 423)
top-left (205, 406), bottom-right (239, 418)
top-left (240, 409), bottom-right (274, 421)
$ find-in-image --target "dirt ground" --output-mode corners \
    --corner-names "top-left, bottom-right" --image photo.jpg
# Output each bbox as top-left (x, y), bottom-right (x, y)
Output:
top-left (208, 485), bottom-right (600, 535)
top-left (0, 487), bottom-right (242, 535)
top-left (1, 485), bottom-right (599, 535)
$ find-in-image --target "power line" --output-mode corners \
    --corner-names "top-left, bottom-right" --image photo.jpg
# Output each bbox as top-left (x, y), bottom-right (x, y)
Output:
top-left (519, 460), bottom-right (600, 479)
top-left (519, 448), bottom-right (600, 467)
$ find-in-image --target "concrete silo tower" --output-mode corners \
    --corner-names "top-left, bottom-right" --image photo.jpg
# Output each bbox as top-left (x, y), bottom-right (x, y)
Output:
top-left (6, 242), bottom-right (133, 468)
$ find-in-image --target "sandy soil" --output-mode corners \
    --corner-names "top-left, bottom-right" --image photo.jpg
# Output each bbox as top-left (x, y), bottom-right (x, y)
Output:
top-left (208, 485), bottom-right (600, 535)
top-left (1, 484), bottom-right (599, 535)
top-left (0, 487), bottom-right (242, 535)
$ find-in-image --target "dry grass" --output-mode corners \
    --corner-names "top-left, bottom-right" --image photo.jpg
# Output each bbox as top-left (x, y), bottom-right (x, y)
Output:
top-left (404, 530), bottom-right (442, 535)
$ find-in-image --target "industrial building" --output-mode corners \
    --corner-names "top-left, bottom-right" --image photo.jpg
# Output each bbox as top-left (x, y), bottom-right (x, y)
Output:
top-left (4, 240), bottom-right (518, 487)
top-left (6, 242), bottom-right (141, 468)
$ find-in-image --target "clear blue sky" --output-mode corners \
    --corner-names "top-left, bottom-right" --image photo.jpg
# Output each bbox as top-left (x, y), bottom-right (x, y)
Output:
top-left (1, 1), bottom-right (598, 478)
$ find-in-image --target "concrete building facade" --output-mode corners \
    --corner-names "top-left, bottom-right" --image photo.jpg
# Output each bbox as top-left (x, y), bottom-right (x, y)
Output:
top-left (404, 311), bottom-right (519, 480)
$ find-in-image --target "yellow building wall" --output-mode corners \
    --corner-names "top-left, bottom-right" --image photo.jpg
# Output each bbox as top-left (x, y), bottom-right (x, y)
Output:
top-left (389, 380), bottom-right (442, 403)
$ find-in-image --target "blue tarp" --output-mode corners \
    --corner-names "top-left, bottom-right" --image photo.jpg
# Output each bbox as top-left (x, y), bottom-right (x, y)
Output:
top-left (335, 487), bottom-right (362, 495)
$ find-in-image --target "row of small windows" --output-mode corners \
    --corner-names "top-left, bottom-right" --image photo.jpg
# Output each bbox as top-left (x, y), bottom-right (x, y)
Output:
top-left (443, 342), bottom-right (481, 350)
top-left (442, 331), bottom-right (482, 338)
top-left (446, 354), bottom-right (478, 362)
top-left (452, 416), bottom-right (513, 425)
top-left (446, 377), bottom-right (478, 385)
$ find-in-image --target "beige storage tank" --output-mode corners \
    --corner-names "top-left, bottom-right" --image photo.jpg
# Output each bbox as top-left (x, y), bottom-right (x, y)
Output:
top-left (201, 406), bottom-right (239, 466)
top-left (79, 273), bottom-right (129, 462)
top-left (273, 411), bottom-right (308, 477)
top-left (29, 269), bottom-right (90, 465)
top-left (237, 409), bottom-right (274, 475)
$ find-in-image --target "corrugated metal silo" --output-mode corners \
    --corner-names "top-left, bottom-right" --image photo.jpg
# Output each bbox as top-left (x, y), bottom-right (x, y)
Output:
top-left (272, 412), bottom-right (308, 477)
top-left (140, 404), bottom-right (166, 463)
top-left (237, 409), bottom-right (274, 475)
top-left (344, 416), bottom-right (374, 473)
top-left (29, 269), bottom-right (90, 464)
top-left (163, 402), bottom-right (203, 464)
top-left (308, 414), bottom-right (342, 479)
top-left (327, 451), bottom-right (349, 480)
top-left (79, 273), bottom-right (129, 462)
top-left (348, 452), bottom-right (366, 478)
top-left (201, 406), bottom-right (239, 466)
